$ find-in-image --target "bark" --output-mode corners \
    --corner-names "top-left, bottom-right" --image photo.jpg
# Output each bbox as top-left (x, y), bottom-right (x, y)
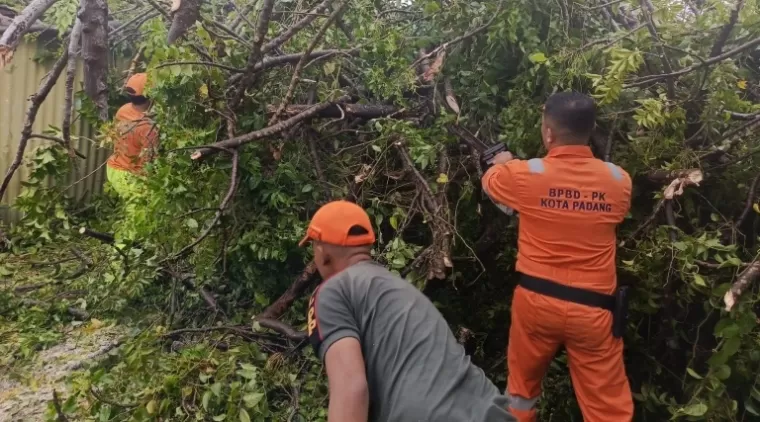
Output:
top-left (80, 0), bottom-right (110, 120)
top-left (724, 260), bottom-right (760, 311)
top-left (0, 0), bottom-right (59, 69)
top-left (192, 95), bottom-right (351, 159)
top-left (0, 49), bottom-right (68, 203)
top-left (167, 0), bottom-right (203, 44)
top-left (266, 102), bottom-right (398, 119)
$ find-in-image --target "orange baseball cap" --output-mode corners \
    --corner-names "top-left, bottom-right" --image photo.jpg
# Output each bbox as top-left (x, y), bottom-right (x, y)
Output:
top-left (125, 73), bottom-right (148, 96)
top-left (299, 200), bottom-right (376, 247)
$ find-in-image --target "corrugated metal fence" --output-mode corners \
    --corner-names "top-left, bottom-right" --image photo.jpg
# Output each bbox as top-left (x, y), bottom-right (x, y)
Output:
top-left (0, 41), bottom-right (112, 223)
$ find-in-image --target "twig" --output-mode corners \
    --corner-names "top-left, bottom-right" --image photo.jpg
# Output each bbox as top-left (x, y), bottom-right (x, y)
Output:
top-left (29, 134), bottom-right (86, 159)
top-left (52, 390), bottom-right (69, 422)
top-left (624, 198), bottom-right (666, 243)
top-left (269, 1), bottom-right (349, 125)
top-left (123, 45), bottom-right (146, 86)
top-left (166, 150), bottom-right (239, 260)
top-left (627, 35), bottom-right (760, 87)
top-left (154, 60), bottom-right (242, 72)
top-left (89, 387), bottom-right (138, 409)
top-left (639, 0), bottom-right (675, 98)
top-left (410, 0), bottom-right (503, 69)
top-left (735, 174), bottom-right (760, 229)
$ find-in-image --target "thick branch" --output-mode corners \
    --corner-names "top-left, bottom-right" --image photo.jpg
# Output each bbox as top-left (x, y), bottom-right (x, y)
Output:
top-left (709, 0), bottom-right (744, 58)
top-left (261, 0), bottom-right (331, 55)
top-left (29, 134), bottom-right (86, 159)
top-left (228, 0), bottom-right (277, 110)
top-left (0, 49), bottom-right (68, 203)
top-left (724, 260), bottom-right (760, 311)
top-left (269, 1), bottom-right (348, 125)
top-left (256, 317), bottom-right (308, 341)
top-left (192, 95), bottom-right (350, 159)
top-left (257, 261), bottom-right (319, 320)
top-left (63, 18), bottom-right (82, 159)
top-left (80, 0), bottom-right (109, 120)
top-left (267, 101), bottom-right (397, 119)
top-left (167, 0), bottom-right (202, 44)
top-left (645, 169), bottom-right (702, 184)
top-left (0, 0), bottom-right (59, 68)
top-left (78, 227), bottom-right (115, 244)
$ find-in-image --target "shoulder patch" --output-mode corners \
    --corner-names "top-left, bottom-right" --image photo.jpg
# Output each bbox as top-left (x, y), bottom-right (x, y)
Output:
top-left (604, 162), bottom-right (624, 181)
top-left (527, 158), bottom-right (545, 174)
top-left (307, 288), bottom-right (322, 353)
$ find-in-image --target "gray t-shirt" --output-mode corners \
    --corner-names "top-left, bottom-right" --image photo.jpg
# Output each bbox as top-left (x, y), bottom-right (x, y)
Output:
top-left (307, 260), bottom-right (514, 422)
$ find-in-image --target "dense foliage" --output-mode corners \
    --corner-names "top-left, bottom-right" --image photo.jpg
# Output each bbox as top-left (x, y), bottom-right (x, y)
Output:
top-left (2, 0), bottom-right (760, 420)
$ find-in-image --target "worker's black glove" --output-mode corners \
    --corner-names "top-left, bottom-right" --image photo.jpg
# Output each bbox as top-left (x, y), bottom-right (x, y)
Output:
top-left (479, 143), bottom-right (508, 170)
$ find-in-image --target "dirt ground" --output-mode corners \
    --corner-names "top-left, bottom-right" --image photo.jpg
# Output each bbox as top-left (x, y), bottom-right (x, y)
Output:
top-left (0, 324), bottom-right (125, 422)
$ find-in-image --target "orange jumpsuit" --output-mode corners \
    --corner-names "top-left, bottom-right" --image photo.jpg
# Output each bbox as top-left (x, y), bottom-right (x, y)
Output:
top-left (481, 145), bottom-right (633, 422)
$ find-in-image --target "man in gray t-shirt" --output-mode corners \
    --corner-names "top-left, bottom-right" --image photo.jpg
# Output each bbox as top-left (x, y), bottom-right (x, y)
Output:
top-left (299, 200), bottom-right (515, 422)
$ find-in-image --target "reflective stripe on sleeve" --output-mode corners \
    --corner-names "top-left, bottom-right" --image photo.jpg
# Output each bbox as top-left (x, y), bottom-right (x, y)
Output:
top-left (506, 392), bottom-right (539, 411)
top-left (604, 162), bottom-right (624, 181)
top-left (527, 158), bottom-right (545, 174)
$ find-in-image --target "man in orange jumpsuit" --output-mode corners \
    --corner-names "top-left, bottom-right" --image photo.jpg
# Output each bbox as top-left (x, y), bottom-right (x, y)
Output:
top-left (481, 92), bottom-right (633, 421)
top-left (106, 72), bottom-right (158, 198)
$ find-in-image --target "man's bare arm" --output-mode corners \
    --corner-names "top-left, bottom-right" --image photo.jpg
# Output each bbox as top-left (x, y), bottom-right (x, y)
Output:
top-left (325, 337), bottom-right (369, 422)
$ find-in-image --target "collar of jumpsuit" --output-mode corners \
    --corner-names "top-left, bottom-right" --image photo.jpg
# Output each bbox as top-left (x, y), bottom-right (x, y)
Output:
top-left (545, 144), bottom-right (593, 159)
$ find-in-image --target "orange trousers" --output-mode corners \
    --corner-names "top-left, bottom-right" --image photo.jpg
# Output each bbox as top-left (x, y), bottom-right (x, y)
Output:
top-left (506, 286), bottom-right (633, 421)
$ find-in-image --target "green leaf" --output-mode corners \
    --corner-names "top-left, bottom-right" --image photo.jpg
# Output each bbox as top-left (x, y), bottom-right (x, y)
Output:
top-left (746, 400), bottom-right (760, 416)
top-left (211, 382), bottom-right (222, 397)
top-left (390, 215), bottom-right (399, 230)
top-left (681, 403), bottom-right (707, 416)
top-left (436, 173), bottom-right (449, 184)
top-left (243, 392), bottom-right (264, 408)
top-left (693, 273), bottom-right (707, 287)
top-left (239, 409), bottom-right (251, 422)
top-left (186, 218), bottom-right (198, 229)
top-left (202, 390), bottom-right (212, 411)
top-left (686, 367), bottom-right (702, 379)
top-left (713, 364), bottom-right (731, 380)
top-left (213, 415), bottom-right (227, 421)
top-left (146, 399), bottom-right (158, 415)
top-left (528, 52), bottom-right (547, 64)
top-left (302, 184), bottom-right (313, 193)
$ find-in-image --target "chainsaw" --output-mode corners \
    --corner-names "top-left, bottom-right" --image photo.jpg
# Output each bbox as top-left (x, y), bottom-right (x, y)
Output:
top-left (447, 126), bottom-right (515, 216)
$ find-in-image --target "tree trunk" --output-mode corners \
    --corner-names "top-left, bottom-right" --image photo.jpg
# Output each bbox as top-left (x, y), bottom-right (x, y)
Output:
top-left (80, 0), bottom-right (109, 120)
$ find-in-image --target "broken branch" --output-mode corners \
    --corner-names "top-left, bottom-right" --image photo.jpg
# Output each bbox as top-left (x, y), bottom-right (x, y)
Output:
top-left (192, 95), bottom-right (351, 159)
top-left (0, 0), bottom-right (60, 69)
top-left (724, 259), bottom-right (760, 311)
